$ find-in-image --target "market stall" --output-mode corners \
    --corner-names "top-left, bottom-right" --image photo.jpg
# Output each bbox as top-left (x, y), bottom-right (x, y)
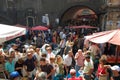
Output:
top-left (85, 29), bottom-right (120, 64)
top-left (0, 24), bottom-right (26, 44)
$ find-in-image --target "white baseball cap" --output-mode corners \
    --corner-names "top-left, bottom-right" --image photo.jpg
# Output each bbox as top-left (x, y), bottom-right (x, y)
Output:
top-left (111, 65), bottom-right (120, 72)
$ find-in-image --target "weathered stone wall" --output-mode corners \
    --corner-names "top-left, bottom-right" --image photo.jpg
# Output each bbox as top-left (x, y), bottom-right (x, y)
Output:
top-left (0, 0), bottom-right (105, 27)
top-left (105, 0), bottom-right (120, 30)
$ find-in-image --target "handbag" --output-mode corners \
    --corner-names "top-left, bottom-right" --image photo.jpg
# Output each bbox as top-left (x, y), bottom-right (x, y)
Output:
top-left (99, 76), bottom-right (107, 80)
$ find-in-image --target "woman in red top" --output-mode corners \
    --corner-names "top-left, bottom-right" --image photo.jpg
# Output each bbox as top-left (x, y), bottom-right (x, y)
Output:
top-left (97, 59), bottom-right (108, 80)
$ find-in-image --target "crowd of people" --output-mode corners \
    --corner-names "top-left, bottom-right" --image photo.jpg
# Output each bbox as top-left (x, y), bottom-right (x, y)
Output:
top-left (0, 28), bottom-right (120, 80)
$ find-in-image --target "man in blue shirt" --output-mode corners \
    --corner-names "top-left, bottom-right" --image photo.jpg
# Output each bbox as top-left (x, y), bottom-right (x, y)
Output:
top-left (5, 57), bottom-right (15, 78)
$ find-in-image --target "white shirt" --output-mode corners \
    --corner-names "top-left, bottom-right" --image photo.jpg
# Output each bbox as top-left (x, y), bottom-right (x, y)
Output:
top-left (60, 39), bottom-right (66, 48)
top-left (46, 52), bottom-right (55, 60)
top-left (34, 52), bottom-right (41, 61)
top-left (89, 44), bottom-right (100, 55)
top-left (0, 48), bottom-right (5, 56)
top-left (59, 31), bottom-right (63, 39)
top-left (14, 52), bottom-right (23, 62)
top-left (62, 33), bottom-right (66, 39)
top-left (9, 48), bottom-right (15, 54)
top-left (83, 59), bottom-right (94, 74)
top-left (64, 54), bottom-right (72, 66)
top-left (41, 44), bottom-right (50, 53)
top-left (33, 36), bottom-right (37, 41)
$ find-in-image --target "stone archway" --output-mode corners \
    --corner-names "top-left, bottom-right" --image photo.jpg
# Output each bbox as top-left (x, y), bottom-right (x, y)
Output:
top-left (60, 6), bottom-right (98, 27)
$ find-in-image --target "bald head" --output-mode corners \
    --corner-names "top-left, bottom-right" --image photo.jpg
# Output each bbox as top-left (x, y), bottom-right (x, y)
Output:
top-left (78, 49), bottom-right (82, 54)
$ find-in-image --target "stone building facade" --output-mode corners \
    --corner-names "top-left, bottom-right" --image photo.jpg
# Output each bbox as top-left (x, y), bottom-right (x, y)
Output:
top-left (105, 0), bottom-right (120, 30)
top-left (0, 0), bottom-right (107, 29)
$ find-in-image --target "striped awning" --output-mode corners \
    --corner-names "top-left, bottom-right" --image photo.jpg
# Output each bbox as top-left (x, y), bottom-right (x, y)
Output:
top-left (85, 29), bottom-right (120, 45)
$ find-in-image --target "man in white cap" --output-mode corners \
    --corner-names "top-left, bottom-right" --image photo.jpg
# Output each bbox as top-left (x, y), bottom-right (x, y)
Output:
top-left (111, 65), bottom-right (120, 80)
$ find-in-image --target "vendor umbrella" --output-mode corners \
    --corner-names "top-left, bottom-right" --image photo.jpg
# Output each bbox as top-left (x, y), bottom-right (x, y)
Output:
top-left (31, 26), bottom-right (48, 31)
top-left (85, 29), bottom-right (120, 64)
top-left (85, 29), bottom-right (120, 45)
top-left (69, 25), bottom-right (97, 29)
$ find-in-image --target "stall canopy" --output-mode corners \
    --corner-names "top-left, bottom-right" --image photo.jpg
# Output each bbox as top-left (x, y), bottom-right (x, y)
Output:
top-left (69, 25), bottom-right (98, 29)
top-left (31, 26), bottom-right (48, 31)
top-left (15, 24), bottom-right (29, 30)
top-left (0, 24), bottom-right (26, 43)
top-left (85, 29), bottom-right (120, 45)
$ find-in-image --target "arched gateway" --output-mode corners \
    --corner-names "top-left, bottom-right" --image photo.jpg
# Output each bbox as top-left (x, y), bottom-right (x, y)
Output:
top-left (60, 6), bottom-right (98, 27)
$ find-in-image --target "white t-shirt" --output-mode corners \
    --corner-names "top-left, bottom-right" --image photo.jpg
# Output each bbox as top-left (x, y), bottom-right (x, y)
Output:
top-left (0, 48), bottom-right (5, 55)
top-left (64, 54), bottom-right (72, 66)
top-left (60, 39), bottom-right (66, 48)
top-left (59, 31), bottom-right (63, 39)
top-left (83, 59), bottom-right (94, 74)
top-left (62, 33), bottom-right (66, 39)
top-left (46, 52), bottom-right (55, 60)
top-left (41, 44), bottom-right (50, 53)
top-left (34, 52), bottom-right (41, 61)
top-left (9, 48), bottom-right (15, 54)
top-left (14, 52), bottom-right (23, 62)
